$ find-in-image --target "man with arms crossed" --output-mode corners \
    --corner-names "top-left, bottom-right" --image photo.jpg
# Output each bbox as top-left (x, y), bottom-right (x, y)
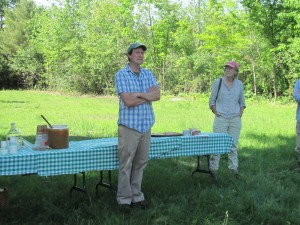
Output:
top-left (115, 42), bottom-right (160, 213)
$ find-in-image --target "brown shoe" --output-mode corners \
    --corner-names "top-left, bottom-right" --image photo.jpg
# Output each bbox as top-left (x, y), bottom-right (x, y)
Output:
top-left (119, 204), bottom-right (132, 213)
top-left (131, 200), bottom-right (150, 209)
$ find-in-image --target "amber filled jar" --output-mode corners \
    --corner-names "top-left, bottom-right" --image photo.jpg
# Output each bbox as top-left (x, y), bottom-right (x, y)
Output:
top-left (47, 125), bottom-right (69, 149)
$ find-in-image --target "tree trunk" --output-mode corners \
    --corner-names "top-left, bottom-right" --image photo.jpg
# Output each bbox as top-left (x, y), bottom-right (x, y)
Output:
top-left (273, 66), bottom-right (278, 102)
top-left (251, 59), bottom-right (257, 96)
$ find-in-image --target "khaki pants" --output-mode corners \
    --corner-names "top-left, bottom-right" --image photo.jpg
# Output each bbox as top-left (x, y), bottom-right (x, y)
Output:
top-left (295, 122), bottom-right (300, 162)
top-left (116, 125), bottom-right (151, 205)
top-left (209, 116), bottom-right (241, 171)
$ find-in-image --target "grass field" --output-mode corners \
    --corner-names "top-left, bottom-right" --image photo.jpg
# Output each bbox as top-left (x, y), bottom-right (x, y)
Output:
top-left (0, 90), bottom-right (299, 225)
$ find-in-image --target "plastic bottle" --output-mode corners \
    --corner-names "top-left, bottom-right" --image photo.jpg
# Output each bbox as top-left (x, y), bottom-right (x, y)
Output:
top-left (8, 137), bottom-right (18, 153)
top-left (6, 122), bottom-right (23, 150)
top-left (34, 125), bottom-right (48, 150)
top-left (0, 140), bottom-right (8, 154)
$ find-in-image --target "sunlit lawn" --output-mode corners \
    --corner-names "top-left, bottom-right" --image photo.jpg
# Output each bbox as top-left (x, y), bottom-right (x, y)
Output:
top-left (0, 90), bottom-right (299, 225)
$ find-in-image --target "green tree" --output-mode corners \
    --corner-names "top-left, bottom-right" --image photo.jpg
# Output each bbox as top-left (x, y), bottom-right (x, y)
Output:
top-left (1, 0), bottom-right (299, 97)
top-left (24, 0), bottom-right (136, 93)
top-left (0, 0), bottom-right (35, 88)
top-left (0, 0), bottom-right (17, 29)
top-left (276, 0), bottom-right (300, 95)
top-left (193, 0), bottom-right (249, 92)
top-left (242, 0), bottom-right (300, 98)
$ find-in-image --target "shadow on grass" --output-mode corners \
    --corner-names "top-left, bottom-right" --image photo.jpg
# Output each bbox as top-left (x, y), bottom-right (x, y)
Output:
top-left (239, 131), bottom-right (297, 171)
top-left (1, 132), bottom-right (300, 224)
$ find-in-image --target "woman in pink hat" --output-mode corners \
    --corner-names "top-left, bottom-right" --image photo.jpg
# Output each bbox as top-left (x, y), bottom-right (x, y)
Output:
top-left (209, 61), bottom-right (246, 179)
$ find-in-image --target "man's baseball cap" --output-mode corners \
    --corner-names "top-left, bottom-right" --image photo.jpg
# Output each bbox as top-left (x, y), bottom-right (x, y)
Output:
top-left (225, 61), bottom-right (239, 70)
top-left (127, 42), bottom-right (147, 54)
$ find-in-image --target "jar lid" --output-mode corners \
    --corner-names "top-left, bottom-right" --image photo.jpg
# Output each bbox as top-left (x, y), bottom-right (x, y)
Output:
top-left (49, 125), bottom-right (68, 129)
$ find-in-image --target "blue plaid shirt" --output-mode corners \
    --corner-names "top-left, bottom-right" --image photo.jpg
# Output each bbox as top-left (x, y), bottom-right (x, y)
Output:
top-left (115, 64), bottom-right (159, 132)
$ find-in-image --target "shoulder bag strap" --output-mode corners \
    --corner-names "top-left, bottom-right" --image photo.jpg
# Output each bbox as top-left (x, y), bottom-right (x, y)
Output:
top-left (215, 78), bottom-right (222, 101)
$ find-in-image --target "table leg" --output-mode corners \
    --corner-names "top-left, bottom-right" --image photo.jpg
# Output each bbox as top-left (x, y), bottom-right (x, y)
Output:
top-left (69, 172), bottom-right (92, 204)
top-left (191, 156), bottom-right (218, 181)
top-left (96, 171), bottom-right (115, 197)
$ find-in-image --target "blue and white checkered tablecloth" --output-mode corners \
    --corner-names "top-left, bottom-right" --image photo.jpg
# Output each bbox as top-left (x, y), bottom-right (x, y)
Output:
top-left (181, 133), bottom-right (234, 156)
top-left (0, 133), bottom-right (233, 176)
top-left (37, 138), bottom-right (119, 176)
top-left (149, 133), bottom-right (233, 159)
top-left (37, 137), bottom-right (182, 176)
top-left (0, 148), bottom-right (37, 175)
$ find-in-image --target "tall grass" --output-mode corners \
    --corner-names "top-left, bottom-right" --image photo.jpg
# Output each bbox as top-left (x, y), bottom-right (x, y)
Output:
top-left (0, 90), bottom-right (299, 225)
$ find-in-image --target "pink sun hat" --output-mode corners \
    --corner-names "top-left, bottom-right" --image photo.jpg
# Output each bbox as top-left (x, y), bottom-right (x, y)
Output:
top-left (225, 61), bottom-right (239, 70)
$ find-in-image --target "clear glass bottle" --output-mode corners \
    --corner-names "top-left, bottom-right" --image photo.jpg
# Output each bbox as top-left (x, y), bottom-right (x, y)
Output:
top-left (6, 122), bottom-right (23, 150)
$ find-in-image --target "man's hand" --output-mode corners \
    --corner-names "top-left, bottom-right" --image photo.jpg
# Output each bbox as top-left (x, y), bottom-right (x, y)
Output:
top-left (120, 86), bottom-right (160, 107)
top-left (137, 85), bottom-right (160, 102)
top-left (120, 92), bottom-right (147, 107)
